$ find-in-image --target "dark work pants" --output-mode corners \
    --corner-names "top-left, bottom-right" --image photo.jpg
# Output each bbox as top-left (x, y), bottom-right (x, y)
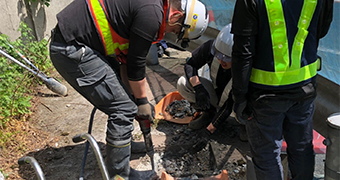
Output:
top-left (247, 94), bottom-right (315, 180)
top-left (49, 32), bottom-right (137, 147)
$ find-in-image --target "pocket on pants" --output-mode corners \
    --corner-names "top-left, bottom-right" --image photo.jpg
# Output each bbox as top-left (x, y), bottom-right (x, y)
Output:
top-left (76, 64), bottom-right (127, 104)
top-left (76, 67), bottom-right (107, 87)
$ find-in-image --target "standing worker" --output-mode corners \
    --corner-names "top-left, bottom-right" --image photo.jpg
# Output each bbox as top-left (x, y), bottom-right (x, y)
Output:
top-left (231, 0), bottom-right (333, 179)
top-left (177, 24), bottom-right (247, 143)
top-left (49, 0), bottom-right (209, 179)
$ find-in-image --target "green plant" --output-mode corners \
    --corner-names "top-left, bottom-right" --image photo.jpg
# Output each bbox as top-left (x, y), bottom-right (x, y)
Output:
top-left (0, 22), bottom-right (51, 128)
top-left (0, 168), bottom-right (9, 179)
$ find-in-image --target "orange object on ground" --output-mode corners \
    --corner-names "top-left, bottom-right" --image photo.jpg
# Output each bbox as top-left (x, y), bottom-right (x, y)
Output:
top-left (161, 171), bottom-right (175, 180)
top-left (161, 170), bottom-right (229, 180)
top-left (155, 91), bottom-right (194, 124)
top-left (213, 170), bottom-right (229, 180)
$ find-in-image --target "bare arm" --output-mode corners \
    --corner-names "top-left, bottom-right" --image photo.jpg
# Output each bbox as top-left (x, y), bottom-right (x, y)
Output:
top-left (189, 76), bottom-right (201, 87)
top-left (129, 78), bottom-right (147, 100)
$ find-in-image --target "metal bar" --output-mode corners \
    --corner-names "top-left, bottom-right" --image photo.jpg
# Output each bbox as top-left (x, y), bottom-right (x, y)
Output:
top-left (18, 156), bottom-right (45, 180)
top-left (6, 43), bottom-right (46, 76)
top-left (79, 107), bottom-right (97, 180)
top-left (0, 49), bottom-right (46, 81)
top-left (73, 133), bottom-right (109, 180)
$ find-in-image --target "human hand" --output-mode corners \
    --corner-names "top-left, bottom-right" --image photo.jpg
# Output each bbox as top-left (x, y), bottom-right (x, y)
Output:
top-left (192, 128), bottom-right (212, 153)
top-left (136, 97), bottom-right (155, 123)
top-left (232, 101), bottom-right (249, 125)
top-left (193, 84), bottom-right (210, 111)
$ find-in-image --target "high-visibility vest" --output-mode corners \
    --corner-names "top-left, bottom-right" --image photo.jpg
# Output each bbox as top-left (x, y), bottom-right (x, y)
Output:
top-left (210, 57), bottom-right (232, 107)
top-left (250, 0), bottom-right (319, 86)
top-left (86, 0), bottom-right (168, 63)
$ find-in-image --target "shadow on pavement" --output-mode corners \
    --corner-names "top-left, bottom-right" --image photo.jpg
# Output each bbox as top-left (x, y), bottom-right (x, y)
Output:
top-left (18, 142), bottom-right (106, 180)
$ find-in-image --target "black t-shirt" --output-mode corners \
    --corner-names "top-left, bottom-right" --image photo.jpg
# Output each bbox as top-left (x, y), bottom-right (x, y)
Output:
top-left (57, 0), bottom-right (164, 81)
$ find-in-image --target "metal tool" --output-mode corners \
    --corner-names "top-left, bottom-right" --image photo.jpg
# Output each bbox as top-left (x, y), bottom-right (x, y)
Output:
top-left (18, 156), bottom-right (46, 180)
top-left (136, 116), bottom-right (157, 171)
top-left (0, 46), bottom-right (67, 96)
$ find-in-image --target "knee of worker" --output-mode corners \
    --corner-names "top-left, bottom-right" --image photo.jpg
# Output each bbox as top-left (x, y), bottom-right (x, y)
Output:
top-left (177, 76), bottom-right (195, 103)
top-left (286, 142), bottom-right (315, 161)
top-left (104, 98), bottom-right (138, 122)
top-left (177, 76), bottom-right (191, 91)
top-left (106, 119), bottom-right (133, 146)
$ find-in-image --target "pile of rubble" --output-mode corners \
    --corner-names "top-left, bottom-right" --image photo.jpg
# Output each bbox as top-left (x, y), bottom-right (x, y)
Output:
top-left (134, 120), bottom-right (248, 180)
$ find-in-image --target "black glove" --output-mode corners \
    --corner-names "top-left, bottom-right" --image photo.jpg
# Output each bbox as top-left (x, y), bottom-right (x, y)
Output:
top-left (136, 97), bottom-right (155, 123)
top-left (193, 84), bottom-right (210, 111)
top-left (192, 128), bottom-right (212, 153)
top-left (233, 101), bottom-right (248, 125)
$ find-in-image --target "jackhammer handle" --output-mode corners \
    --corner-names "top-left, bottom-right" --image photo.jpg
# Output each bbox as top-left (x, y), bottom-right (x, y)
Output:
top-left (72, 134), bottom-right (86, 143)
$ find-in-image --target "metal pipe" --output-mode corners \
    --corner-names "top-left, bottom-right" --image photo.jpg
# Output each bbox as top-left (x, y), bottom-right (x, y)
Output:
top-left (18, 156), bottom-right (45, 180)
top-left (72, 133), bottom-right (110, 180)
top-left (6, 43), bottom-right (44, 75)
top-left (324, 113), bottom-right (340, 180)
top-left (0, 48), bottom-right (68, 96)
top-left (0, 49), bottom-right (46, 80)
top-left (79, 107), bottom-right (97, 180)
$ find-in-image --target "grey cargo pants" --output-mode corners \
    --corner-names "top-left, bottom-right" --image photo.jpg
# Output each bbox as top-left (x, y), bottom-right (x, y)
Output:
top-left (49, 31), bottom-right (137, 146)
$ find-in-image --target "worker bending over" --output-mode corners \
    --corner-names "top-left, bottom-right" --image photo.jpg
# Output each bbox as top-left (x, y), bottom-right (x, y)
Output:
top-left (177, 24), bottom-right (246, 148)
top-left (49, 0), bottom-right (209, 179)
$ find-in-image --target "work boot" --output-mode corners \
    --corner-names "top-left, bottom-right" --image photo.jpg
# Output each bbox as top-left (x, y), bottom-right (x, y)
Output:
top-left (188, 111), bottom-right (214, 130)
top-left (131, 140), bottom-right (146, 154)
top-left (106, 143), bottom-right (156, 180)
top-left (106, 143), bottom-right (131, 179)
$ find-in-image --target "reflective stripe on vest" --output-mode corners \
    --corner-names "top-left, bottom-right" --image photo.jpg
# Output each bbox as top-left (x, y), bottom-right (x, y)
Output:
top-left (87, 0), bottom-right (168, 57)
top-left (87, 0), bottom-right (129, 55)
top-left (218, 79), bottom-right (232, 108)
top-left (250, 0), bottom-right (318, 86)
top-left (87, 0), bottom-right (129, 56)
top-left (210, 57), bottom-right (220, 89)
top-left (210, 57), bottom-right (231, 107)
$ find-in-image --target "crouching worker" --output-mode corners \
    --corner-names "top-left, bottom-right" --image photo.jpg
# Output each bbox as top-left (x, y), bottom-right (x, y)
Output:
top-left (49, 0), bottom-right (209, 179)
top-left (177, 24), bottom-right (247, 146)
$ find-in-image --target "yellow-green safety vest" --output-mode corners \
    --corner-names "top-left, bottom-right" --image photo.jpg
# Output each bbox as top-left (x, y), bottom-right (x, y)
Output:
top-left (250, 0), bottom-right (319, 86)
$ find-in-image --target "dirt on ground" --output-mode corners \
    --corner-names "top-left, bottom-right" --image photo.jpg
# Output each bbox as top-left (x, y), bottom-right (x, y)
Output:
top-left (0, 48), bottom-right (252, 180)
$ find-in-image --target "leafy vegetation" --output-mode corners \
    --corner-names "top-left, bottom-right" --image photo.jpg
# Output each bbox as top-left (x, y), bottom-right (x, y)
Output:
top-left (0, 22), bottom-right (52, 148)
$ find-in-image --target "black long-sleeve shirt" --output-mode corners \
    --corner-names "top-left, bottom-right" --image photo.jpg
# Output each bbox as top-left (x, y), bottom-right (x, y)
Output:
top-left (185, 39), bottom-right (232, 99)
top-left (185, 39), bottom-right (233, 127)
top-left (231, 0), bottom-right (334, 103)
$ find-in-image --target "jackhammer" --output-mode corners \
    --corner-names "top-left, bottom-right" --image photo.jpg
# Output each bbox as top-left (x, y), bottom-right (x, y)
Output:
top-left (136, 116), bottom-right (157, 171)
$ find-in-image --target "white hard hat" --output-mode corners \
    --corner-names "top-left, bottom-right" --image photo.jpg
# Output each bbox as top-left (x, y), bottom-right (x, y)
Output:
top-left (177, 0), bottom-right (209, 48)
top-left (212, 23), bottom-right (233, 62)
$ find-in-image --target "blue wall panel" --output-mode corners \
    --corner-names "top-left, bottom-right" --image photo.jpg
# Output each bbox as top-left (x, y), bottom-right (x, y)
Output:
top-left (317, 2), bottom-right (340, 85)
